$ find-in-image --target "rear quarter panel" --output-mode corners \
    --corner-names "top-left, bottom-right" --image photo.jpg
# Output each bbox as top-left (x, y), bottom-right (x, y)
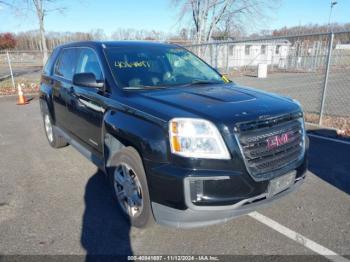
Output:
top-left (39, 48), bottom-right (61, 122)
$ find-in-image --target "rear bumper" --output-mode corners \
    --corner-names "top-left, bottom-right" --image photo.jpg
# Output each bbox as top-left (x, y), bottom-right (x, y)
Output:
top-left (152, 176), bottom-right (305, 228)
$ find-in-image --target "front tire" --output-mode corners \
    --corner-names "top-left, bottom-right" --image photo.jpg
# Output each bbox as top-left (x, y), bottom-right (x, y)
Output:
top-left (108, 147), bottom-right (154, 228)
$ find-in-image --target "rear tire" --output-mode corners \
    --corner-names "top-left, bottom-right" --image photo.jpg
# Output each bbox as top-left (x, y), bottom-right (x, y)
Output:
top-left (42, 110), bottom-right (68, 149)
top-left (108, 147), bottom-right (154, 228)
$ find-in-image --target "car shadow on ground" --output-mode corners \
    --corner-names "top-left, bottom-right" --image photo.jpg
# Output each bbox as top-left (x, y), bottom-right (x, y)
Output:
top-left (308, 133), bottom-right (350, 195)
top-left (81, 169), bottom-right (132, 260)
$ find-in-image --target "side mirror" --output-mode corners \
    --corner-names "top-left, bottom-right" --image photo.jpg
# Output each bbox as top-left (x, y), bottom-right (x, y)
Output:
top-left (73, 73), bottom-right (104, 88)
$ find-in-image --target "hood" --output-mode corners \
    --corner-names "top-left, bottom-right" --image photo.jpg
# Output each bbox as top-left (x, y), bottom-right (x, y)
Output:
top-left (128, 84), bottom-right (301, 125)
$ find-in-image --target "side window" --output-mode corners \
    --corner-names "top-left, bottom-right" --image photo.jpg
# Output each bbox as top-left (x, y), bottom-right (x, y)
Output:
top-left (43, 49), bottom-right (59, 75)
top-left (245, 45), bottom-right (251, 55)
top-left (275, 45), bottom-right (281, 55)
top-left (76, 48), bottom-right (103, 81)
top-left (55, 48), bottom-right (79, 80)
top-left (229, 45), bottom-right (234, 56)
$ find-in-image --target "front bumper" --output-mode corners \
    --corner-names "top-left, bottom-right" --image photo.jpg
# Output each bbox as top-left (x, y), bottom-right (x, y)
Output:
top-left (151, 175), bottom-right (305, 228)
top-left (144, 153), bottom-right (308, 228)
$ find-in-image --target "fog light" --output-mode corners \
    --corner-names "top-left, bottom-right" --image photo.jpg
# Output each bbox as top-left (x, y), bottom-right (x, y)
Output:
top-left (189, 180), bottom-right (204, 202)
top-left (186, 176), bottom-right (256, 207)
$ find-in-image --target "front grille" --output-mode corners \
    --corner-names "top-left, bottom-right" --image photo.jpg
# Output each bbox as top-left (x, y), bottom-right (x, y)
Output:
top-left (235, 112), bottom-right (305, 181)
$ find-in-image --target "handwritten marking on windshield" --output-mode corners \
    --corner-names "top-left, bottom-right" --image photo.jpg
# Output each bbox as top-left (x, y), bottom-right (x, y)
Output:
top-left (114, 61), bottom-right (150, 69)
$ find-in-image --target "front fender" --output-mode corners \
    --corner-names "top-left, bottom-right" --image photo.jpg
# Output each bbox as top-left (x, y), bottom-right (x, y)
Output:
top-left (102, 109), bottom-right (169, 164)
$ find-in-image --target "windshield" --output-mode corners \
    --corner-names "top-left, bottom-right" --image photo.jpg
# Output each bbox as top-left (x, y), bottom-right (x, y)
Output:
top-left (105, 45), bottom-right (224, 89)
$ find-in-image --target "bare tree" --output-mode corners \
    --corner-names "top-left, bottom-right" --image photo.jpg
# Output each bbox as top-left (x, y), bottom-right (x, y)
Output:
top-left (1, 0), bottom-right (65, 64)
top-left (33, 0), bottom-right (49, 63)
top-left (173, 0), bottom-right (278, 44)
top-left (111, 28), bottom-right (168, 41)
top-left (89, 29), bottom-right (107, 41)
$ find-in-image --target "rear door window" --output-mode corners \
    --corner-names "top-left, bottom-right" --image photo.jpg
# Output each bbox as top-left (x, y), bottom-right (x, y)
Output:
top-left (43, 49), bottom-right (59, 76)
top-left (54, 48), bottom-right (80, 81)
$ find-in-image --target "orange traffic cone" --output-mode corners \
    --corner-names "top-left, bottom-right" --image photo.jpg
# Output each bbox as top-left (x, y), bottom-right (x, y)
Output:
top-left (16, 84), bottom-right (29, 105)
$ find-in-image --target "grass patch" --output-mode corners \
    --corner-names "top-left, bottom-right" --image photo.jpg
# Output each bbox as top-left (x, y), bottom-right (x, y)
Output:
top-left (0, 79), bottom-right (39, 95)
top-left (305, 112), bottom-right (350, 137)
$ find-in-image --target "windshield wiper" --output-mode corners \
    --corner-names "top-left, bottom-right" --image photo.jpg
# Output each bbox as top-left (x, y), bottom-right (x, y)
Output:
top-left (123, 80), bottom-right (222, 90)
top-left (185, 80), bottom-right (222, 86)
top-left (123, 85), bottom-right (167, 90)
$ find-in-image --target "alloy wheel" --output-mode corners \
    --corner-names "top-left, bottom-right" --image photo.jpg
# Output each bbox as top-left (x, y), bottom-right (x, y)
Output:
top-left (113, 163), bottom-right (144, 218)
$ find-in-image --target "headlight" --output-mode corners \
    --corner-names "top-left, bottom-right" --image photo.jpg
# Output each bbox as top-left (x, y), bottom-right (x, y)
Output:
top-left (169, 118), bottom-right (230, 159)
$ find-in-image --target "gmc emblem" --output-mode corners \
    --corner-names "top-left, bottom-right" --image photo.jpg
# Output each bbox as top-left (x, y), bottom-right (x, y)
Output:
top-left (267, 133), bottom-right (290, 150)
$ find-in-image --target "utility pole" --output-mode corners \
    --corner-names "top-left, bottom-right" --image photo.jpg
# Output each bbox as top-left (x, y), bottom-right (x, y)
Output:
top-left (6, 51), bottom-right (16, 90)
top-left (320, 1), bottom-right (338, 125)
top-left (328, 1), bottom-right (337, 32)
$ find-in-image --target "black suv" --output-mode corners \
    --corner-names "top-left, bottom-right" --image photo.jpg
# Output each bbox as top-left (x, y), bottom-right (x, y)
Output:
top-left (39, 41), bottom-right (308, 228)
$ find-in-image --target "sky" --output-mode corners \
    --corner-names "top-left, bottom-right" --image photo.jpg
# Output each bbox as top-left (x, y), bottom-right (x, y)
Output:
top-left (0, 0), bottom-right (349, 36)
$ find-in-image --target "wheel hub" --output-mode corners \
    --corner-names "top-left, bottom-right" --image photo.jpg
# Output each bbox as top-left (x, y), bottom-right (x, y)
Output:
top-left (113, 163), bottom-right (143, 218)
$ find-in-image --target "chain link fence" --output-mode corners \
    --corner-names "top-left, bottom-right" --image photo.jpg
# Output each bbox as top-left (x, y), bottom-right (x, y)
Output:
top-left (0, 50), bottom-right (43, 95)
top-left (0, 32), bottom-right (349, 132)
top-left (185, 31), bottom-right (350, 132)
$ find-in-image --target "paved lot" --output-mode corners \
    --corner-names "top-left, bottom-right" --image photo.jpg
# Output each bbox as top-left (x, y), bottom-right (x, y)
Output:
top-left (234, 71), bottom-right (350, 117)
top-left (0, 98), bottom-right (349, 260)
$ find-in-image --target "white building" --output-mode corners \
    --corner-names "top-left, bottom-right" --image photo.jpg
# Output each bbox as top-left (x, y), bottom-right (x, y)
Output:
top-left (227, 40), bottom-right (290, 68)
top-left (200, 40), bottom-right (291, 70)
